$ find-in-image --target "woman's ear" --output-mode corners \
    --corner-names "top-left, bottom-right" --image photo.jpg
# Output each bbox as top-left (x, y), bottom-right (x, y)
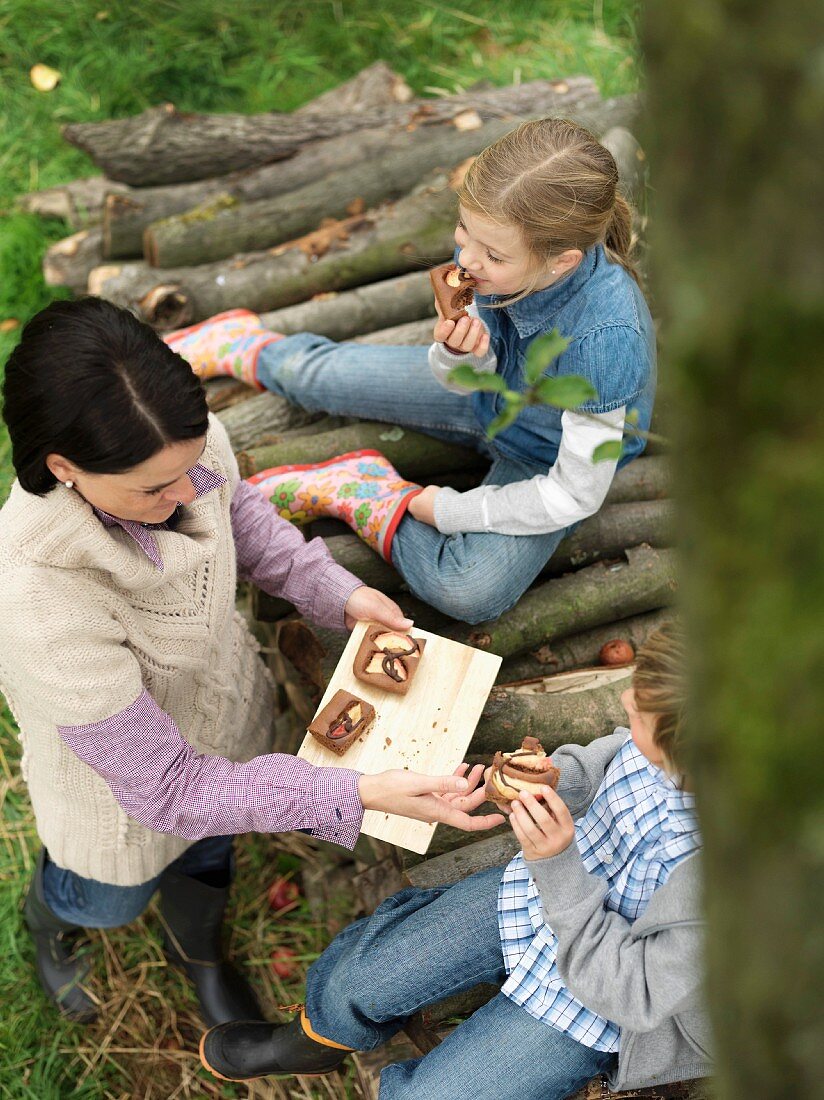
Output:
top-left (45, 453), bottom-right (77, 484)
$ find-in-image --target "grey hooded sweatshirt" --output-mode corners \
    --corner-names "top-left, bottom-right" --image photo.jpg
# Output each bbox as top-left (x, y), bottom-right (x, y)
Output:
top-left (527, 733), bottom-right (712, 1092)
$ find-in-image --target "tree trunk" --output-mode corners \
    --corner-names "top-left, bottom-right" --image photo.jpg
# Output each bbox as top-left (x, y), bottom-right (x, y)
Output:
top-left (143, 101), bottom-right (636, 267)
top-left (237, 419), bottom-right (483, 480)
top-left (87, 169), bottom-right (461, 327)
top-left (405, 834), bottom-right (521, 890)
top-left (448, 545), bottom-right (676, 659)
top-left (496, 608), bottom-right (671, 684)
top-left (42, 228), bottom-right (103, 294)
top-left (63, 77), bottom-right (612, 185)
top-left (351, 318), bottom-right (434, 345)
top-left (644, 2), bottom-right (824, 1096)
top-left (259, 270), bottom-right (435, 341)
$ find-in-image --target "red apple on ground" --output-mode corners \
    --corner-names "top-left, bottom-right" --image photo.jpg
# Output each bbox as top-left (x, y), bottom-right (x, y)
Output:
top-left (270, 947), bottom-right (299, 980)
top-left (267, 876), bottom-right (300, 912)
top-left (599, 639), bottom-right (635, 666)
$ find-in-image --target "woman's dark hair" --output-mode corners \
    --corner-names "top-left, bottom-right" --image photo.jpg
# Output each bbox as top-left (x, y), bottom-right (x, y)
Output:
top-left (2, 297), bottom-right (209, 495)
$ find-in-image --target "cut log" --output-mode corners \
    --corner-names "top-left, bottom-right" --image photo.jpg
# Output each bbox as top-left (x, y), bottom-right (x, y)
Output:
top-left (20, 176), bottom-right (130, 229)
top-left (64, 77), bottom-right (619, 186)
top-left (607, 454), bottom-right (670, 503)
top-left (470, 674), bottom-right (631, 755)
top-left (143, 101), bottom-right (635, 268)
top-left (88, 168), bottom-right (462, 328)
top-left (449, 545), bottom-right (677, 659)
top-left (215, 391), bottom-right (320, 452)
top-left (238, 420), bottom-right (484, 480)
top-left (405, 834), bottom-right (520, 890)
top-left (496, 608), bottom-right (671, 684)
top-left (292, 61), bottom-right (413, 116)
top-left (43, 227), bottom-right (103, 294)
top-left (352, 318), bottom-right (434, 345)
top-left (601, 126), bottom-right (647, 207)
top-left (203, 377), bottom-right (257, 412)
top-left (259, 271), bottom-right (435, 341)
top-left (547, 499), bottom-right (674, 574)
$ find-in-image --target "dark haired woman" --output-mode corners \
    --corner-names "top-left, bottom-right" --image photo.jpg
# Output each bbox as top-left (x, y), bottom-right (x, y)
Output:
top-left (0, 298), bottom-right (500, 1028)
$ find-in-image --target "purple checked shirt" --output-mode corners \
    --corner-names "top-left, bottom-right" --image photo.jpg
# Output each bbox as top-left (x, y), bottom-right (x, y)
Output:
top-left (58, 464), bottom-right (367, 849)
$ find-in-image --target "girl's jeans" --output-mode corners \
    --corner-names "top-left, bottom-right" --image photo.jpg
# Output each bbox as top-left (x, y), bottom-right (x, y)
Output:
top-left (256, 335), bottom-right (572, 623)
top-left (304, 865), bottom-right (617, 1100)
top-left (42, 835), bottom-right (234, 929)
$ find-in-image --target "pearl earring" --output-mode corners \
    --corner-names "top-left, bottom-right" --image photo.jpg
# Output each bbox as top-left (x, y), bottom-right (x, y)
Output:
top-left (65, 480), bottom-right (74, 489)
top-left (551, 269), bottom-right (556, 275)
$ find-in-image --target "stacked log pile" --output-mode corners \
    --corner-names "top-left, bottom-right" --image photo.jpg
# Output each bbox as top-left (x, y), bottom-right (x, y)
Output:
top-left (22, 67), bottom-right (695, 1097)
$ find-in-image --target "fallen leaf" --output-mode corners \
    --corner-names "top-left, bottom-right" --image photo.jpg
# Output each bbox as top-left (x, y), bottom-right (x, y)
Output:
top-left (95, 9), bottom-right (110, 19)
top-left (551, 80), bottom-right (570, 94)
top-left (0, 319), bottom-right (19, 333)
top-left (270, 214), bottom-right (372, 261)
top-left (30, 64), bottom-right (61, 92)
top-left (346, 196), bottom-right (366, 216)
top-left (452, 109), bottom-right (482, 131)
top-left (379, 426), bottom-right (404, 442)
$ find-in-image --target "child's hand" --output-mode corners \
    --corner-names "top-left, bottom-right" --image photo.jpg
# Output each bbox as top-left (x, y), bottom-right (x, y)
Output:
top-left (407, 485), bottom-right (440, 526)
top-left (344, 587), bottom-right (413, 632)
top-left (509, 787), bottom-right (575, 861)
top-left (433, 300), bottom-right (490, 357)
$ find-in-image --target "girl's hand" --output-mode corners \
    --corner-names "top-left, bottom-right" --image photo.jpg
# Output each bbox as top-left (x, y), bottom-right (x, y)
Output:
top-left (509, 787), bottom-right (575, 861)
top-left (407, 485), bottom-right (440, 527)
top-left (359, 763), bottom-right (506, 832)
top-left (344, 587), bottom-right (412, 632)
top-left (433, 300), bottom-right (490, 357)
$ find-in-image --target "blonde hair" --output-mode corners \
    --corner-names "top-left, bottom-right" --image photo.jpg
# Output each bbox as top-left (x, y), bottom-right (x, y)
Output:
top-left (457, 117), bottom-right (640, 299)
top-left (632, 621), bottom-right (687, 777)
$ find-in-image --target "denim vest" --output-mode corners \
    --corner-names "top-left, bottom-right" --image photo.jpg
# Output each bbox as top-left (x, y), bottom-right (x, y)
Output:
top-left (468, 245), bottom-right (656, 469)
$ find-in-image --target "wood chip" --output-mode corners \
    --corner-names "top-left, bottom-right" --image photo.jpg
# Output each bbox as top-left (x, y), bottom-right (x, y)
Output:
top-left (452, 109), bottom-right (482, 131)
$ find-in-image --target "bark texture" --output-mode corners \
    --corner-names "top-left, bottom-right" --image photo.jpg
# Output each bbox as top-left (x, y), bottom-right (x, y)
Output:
top-left (644, 1), bottom-right (824, 1095)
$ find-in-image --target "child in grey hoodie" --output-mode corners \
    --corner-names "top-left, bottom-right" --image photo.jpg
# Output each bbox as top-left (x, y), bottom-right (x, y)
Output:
top-left (201, 623), bottom-right (711, 1099)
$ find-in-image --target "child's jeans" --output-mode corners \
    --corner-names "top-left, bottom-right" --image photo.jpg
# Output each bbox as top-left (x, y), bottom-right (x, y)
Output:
top-left (256, 335), bottom-right (573, 623)
top-left (41, 835), bottom-right (235, 928)
top-left (304, 865), bottom-right (618, 1100)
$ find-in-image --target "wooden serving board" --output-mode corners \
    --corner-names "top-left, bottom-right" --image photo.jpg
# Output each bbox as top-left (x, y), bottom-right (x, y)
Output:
top-left (296, 621), bottom-right (502, 853)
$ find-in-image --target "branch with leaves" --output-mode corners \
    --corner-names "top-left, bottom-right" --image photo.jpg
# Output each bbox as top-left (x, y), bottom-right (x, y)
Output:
top-left (447, 328), bottom-right (667, 463)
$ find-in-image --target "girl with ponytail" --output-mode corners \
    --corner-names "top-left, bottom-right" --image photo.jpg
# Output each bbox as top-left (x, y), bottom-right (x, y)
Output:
top-left (166, 118), bottom-right (656, 624)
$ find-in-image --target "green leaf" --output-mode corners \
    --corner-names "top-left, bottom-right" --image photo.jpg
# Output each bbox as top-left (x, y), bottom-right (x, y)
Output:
top-left (486, 398), bottom-right (523, 440)
top-left (447, 364), bottom-right (508, 393)
top-left (533, 374), bottom-right (598, 409)
top-left (591, 440), bottom-right (624, 464)
top-left (523, 329), bottom-right (571, 385)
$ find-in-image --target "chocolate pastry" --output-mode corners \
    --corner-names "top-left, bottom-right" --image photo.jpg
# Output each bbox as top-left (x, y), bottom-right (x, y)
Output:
top-left (485, 736), bottom-right (561, 809)
top-left (353, 625), bottom-right (426, 696)
top-left (430, 262), bottom-right (477, 321)
top-left (308, 689), bottom-right (376, 756)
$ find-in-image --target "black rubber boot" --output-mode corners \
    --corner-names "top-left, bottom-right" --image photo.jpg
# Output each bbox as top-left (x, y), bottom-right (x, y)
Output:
top-left (159, 867), bottom-right (265, 1027)
top-left (200, 1014), bottom-right (350, 1081)
top-left (23, 849), bottom-right (99, 1024)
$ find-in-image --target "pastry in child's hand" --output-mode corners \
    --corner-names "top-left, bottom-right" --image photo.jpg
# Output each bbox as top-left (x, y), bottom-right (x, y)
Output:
top-left (485, 736), bottom-right (561, 809)
top-left (308, 689), bottom-right (376, 756)
top-left (430, 263), bottom-right (477, 321)
top-left (353, 625), bottom-right (426, 696)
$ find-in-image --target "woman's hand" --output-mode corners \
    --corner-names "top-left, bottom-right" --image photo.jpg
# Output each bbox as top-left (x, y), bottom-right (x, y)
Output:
top-left (359, 763), bottom-right (505, 832)
top-left (344, 587), bottom-right (413, 632)
top-left (509, 787), bottom-right (576, 861)
top-left (433, 299), bottom-right (490, 357)
top-left (407, 485), bottom-right (440, 527)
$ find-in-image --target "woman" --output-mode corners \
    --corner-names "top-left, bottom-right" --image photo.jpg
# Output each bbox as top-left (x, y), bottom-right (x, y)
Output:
top-left (0, 298), bottom-right (500, 1028)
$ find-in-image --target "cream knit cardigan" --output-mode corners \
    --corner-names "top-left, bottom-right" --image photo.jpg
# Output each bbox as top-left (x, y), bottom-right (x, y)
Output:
top-left (0, 416), bottom-right (276, 886)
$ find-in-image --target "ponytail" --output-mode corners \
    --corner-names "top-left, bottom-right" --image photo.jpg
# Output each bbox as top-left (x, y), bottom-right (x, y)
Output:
top-left (604, 192), bottom-right (641, 285)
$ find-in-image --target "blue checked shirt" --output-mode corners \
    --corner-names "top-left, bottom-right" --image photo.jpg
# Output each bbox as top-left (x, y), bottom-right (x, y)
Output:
top-left (497, 731), bottom-right (701, 1051)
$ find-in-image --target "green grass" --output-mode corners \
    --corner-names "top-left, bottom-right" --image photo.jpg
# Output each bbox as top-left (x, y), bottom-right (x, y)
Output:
top-left (0, 2), bottom-right (640, 1095)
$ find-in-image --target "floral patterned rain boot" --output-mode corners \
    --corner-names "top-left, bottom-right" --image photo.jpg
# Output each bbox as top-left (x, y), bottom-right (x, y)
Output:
top-left (164, 309), bottom-right (283, 390)
top-left (248, 449), bottom-right (422, 563)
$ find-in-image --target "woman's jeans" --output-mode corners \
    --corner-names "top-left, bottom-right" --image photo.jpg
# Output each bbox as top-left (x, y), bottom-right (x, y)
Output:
top-left (42, 835), bottom-right (234, 929)
top-left (304, 865), bottom-right (617, 1100)
top-left (256, 335), bottom-right (572, 623)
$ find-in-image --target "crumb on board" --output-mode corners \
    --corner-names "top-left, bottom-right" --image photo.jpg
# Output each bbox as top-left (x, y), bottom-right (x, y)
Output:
top-left (385, 737), bottom-right (392, 746)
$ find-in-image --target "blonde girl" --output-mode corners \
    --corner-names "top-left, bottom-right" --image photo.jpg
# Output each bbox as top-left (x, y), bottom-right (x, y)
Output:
top-left (166, 118), bottom-right (656, 623)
